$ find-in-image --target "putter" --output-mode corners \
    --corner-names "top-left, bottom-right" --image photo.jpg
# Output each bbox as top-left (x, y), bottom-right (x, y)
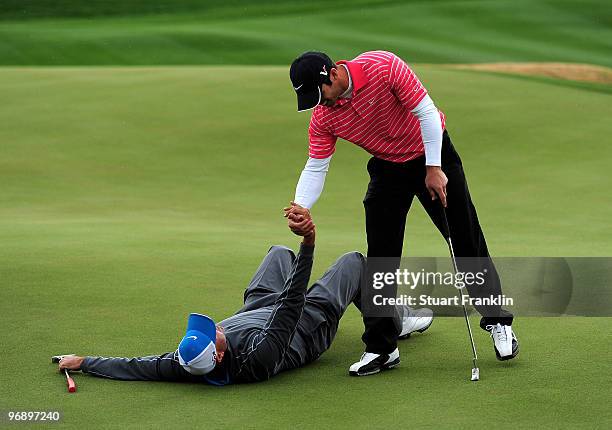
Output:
top-left (52, 355), bottom-right (77, 393)
top-left (439, 204), bottom-right (480, 382)
top-left (64, 369), bottom-right (77, 393)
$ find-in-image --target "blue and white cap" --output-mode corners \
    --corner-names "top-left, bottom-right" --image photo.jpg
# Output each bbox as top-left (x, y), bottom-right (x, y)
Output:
top-left (177, 313), bottom-right (217, 376)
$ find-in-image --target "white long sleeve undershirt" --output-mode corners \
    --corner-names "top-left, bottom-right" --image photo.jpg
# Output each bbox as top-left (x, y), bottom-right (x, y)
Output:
top-left (294, 155), bottom-right (332, 209)
top-left (293, 95), bottom-right (443, 208)
top-left (412, 94), bottom-right (443, 167)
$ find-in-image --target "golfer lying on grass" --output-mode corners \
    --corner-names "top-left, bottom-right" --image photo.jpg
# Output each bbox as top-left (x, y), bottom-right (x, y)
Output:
top-left (56, 209), bottom-right (433, 384)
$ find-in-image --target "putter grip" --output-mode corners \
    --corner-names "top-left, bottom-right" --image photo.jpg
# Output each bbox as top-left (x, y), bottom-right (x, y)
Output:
top-left (65, 373), bottom-right (76, 393)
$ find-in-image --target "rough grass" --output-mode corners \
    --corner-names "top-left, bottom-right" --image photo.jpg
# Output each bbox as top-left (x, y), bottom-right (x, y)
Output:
top-left (0, 0), bottom-right (611, 66)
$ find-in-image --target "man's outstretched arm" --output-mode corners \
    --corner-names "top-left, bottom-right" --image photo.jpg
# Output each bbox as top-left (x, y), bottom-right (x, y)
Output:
top-left (236, 214), bottom-right (315, 381)
top-left (59, 352), bottom-right (201, 382)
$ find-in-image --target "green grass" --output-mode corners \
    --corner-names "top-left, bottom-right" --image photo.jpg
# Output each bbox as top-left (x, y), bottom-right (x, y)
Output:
top-left (0, 66), bottom-right (611, 428)
top-left (1, 1), bottom-right (610, 427)
top-left (0, 0), bottom-right (611, 66)
top-left (0, 0), bottom-right (397, 20)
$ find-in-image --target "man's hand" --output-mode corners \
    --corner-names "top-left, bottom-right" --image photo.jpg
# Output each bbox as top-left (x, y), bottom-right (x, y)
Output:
top-left (288, 213), bottom-right (316, 246)
top-left (283, 201), bottom-right (311, 219)
top-left (425, 166), bottom-right (448, 207)
top-left (287, 212), bottom-right (315, 236)
top-left (59, 355), bottom-right (84, 371)
top-left (284, 201), bottom-right (313, 235)
top-left (284, 201), bottom-right (315, 244)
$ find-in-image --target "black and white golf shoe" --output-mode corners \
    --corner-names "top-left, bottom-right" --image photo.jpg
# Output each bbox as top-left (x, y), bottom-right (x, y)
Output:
top-left (348, 348), bottom-right (400, 377)
top-left (486, 323), bottom-right (519, 361)
top-left (398, 307), bottom-right (434, 340)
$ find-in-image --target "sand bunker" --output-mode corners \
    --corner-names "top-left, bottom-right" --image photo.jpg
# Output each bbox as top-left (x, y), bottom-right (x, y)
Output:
top-left (450, 63), bottom-right (612, 84)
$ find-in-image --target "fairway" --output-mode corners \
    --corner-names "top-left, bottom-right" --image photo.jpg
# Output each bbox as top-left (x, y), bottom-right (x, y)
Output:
top-left (1, 65), bottom-right (611, 428)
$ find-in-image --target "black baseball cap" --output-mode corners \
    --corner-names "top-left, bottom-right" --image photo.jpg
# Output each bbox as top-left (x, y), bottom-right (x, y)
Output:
top-left (290, 52), bottom-right (335, 112)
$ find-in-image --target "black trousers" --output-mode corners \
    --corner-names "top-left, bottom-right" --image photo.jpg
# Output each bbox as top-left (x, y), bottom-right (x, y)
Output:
top-left (362, 130), bottom-right (514, 354)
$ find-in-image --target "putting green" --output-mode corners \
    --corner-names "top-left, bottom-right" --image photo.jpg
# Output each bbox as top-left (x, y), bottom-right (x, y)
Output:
top-left (0, 66), bottom-right (610, 428)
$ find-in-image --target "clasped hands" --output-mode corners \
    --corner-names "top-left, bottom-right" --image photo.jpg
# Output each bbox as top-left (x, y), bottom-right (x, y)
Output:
top-left (283, 201), bottom-right (315, 240)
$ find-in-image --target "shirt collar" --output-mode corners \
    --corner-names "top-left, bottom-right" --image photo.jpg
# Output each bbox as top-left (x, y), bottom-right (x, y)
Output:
top-left (339, 64), bottom-right (353, 99)
top-left (334, 60), bottom-right (369, 106)
top-left (337, 60), bottom-right (368, 93)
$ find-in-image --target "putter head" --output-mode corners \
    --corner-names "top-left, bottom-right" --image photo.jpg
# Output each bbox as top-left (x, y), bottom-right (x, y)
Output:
top-left (471, 367), bottom-right (480, 381)
top-left (51, 354), bottom-right (74, 363)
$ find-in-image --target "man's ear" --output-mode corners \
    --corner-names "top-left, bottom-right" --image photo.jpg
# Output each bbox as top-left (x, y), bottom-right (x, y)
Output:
top-left (216, 350), bottom-right (225, 363)
top-left (330, 67), bottom-right (339, 82)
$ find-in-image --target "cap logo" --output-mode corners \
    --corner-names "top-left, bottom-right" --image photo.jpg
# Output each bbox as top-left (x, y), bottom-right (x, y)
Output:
top-left (320, 65), bottom-right (328, 76)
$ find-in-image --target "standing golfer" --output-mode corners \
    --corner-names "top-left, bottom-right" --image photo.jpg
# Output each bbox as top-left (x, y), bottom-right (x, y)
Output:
top-left (286, 50), bottom-right (519, 376)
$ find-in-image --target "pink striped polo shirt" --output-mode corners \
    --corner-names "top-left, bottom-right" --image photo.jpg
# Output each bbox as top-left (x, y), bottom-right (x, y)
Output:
top-left (308, 51), bottom-right (446, 162)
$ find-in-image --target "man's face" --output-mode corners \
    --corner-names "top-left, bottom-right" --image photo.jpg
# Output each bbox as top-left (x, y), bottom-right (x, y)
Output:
top-left (214, 326), bottom-right (227, 364)
top-left (320, 67), bottom-right (345, 107)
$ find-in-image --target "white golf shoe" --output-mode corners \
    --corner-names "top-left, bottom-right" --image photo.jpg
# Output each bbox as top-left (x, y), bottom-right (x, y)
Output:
top-left (398, 307), bottom-right (434, 339)
top-left (486, 323), bottom-right (519, 361)
top-left (348, 348), bottom-right (400, 377)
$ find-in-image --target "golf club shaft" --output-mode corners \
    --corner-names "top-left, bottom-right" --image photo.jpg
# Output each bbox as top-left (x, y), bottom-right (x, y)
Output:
top-left (447, 236), bottom-right (478, 366)
top-left (440, 206), bottom-right (479, 368)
